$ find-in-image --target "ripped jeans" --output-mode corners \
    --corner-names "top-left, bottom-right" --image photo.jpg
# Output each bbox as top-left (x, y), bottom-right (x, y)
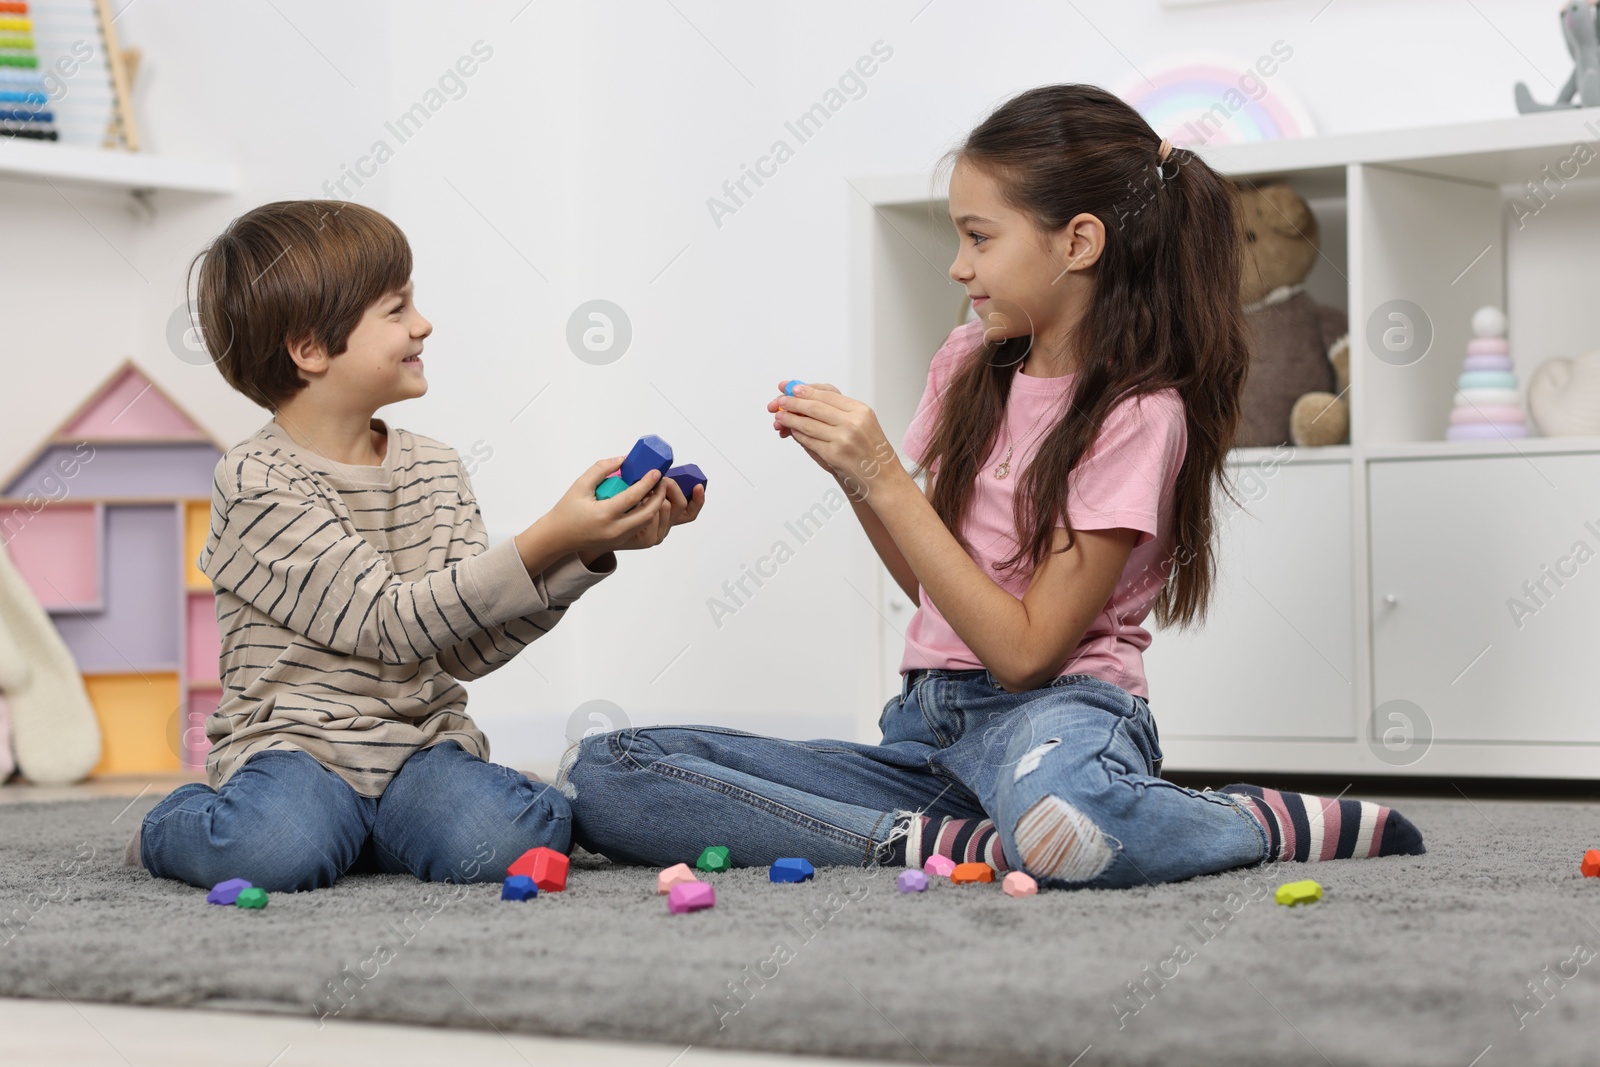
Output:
top-left (563, 669), bottom-right (1269, 889)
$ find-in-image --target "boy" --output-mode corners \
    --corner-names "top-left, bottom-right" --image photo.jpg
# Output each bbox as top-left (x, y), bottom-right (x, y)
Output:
top-left (125, 201), bottom-right (701, 891)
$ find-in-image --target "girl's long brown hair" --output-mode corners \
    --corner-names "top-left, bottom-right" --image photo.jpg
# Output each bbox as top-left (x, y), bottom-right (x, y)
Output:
top-left (921, 84), bottom-right (1249, 630)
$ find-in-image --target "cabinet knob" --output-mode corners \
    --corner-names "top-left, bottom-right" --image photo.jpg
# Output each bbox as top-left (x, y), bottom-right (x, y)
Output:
top-left (1383, 593), bottom-right (1398, 605)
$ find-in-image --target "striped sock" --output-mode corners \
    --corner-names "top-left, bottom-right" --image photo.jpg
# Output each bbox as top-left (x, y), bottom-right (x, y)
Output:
top-left (900, 814), bottom-right (1010, 872)
top-left (1221, 783), bottom-right (1425, 862)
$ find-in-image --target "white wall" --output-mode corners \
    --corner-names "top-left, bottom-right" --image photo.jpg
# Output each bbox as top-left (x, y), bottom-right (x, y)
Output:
top-left (0, 0), bottom-right (1578, 768)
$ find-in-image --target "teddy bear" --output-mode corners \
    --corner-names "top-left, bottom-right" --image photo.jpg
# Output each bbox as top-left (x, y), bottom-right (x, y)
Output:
top-left (1236, 181), bottom-right (1351, 448)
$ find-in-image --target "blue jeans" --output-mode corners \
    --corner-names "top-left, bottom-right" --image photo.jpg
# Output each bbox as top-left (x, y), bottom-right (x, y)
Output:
top-left (139, 741), bottom-right (571, 892)
top-left (563, 670), bottom-right (1268, 889)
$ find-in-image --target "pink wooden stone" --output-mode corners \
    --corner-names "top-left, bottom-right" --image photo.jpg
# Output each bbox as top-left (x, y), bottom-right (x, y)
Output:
top-left (923, 855), bottom-right (957, 877)
top-left (656, 862), bottom-right (699, 895)
top-left (1003, 872), bottom-right (1039, 898)
top-left (667, 881), bottom-right (715, 914)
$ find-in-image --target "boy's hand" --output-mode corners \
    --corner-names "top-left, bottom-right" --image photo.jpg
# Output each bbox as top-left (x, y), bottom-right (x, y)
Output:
top-left (539, 457), bottom-right (673, 556)
top-left (664, 475), bottom-right (707, 527)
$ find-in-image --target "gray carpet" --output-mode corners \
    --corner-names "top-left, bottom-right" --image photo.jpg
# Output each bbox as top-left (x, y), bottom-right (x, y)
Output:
top-left (1, 794), bottom-right (1597, 1067)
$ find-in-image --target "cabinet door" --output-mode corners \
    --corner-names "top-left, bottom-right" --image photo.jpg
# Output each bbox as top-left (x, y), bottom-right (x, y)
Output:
top-left (1144, 458), bottom-right (1355, 740)
top-left (1369, 454), bottom-right (1600, 743)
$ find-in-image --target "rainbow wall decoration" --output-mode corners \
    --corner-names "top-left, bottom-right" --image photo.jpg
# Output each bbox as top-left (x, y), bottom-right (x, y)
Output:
top-left (1113, 53), bottom-right (1316, 149)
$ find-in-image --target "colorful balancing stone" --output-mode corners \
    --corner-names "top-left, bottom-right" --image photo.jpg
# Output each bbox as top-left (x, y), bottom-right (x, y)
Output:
top-left (1002, 872), bottom-right (1039, 898)
top-left (501, 875), bottom-right (538, 901)
top-left (508, 847), bottom-right (569, 892)
top-left (657, 863), bottom-right (700, 895)
top-left (235, 888), bottom-right (269, 910)
top-left (620, 435), bottom-right (673, 484)
top-left (696, 846), bottom-right (731, 873)
top-left (951, 862), bottom-right (994, 885)
top-left (769, 858), bottom-right (815, 883)
top-left (896, 869), bottom-right (929, 894)
top-left (667, 881), bottom-right (715, 914)
top-left (206, 878), bottom-right (252, 906)
top-left (595, 476), bottom-right (628, 501)
top-left (1274, 879), bottom-right (1323, 906)
top-left (664, 463), bottom-right (706, 499)
top-left (1581, 849), bottom-right (1599, 878)
top-left (923, 855), bottom-right (957, 878)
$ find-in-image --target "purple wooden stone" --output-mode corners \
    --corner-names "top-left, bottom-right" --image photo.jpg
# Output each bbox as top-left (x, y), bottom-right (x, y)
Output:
top-left (668, 881), bottom-right (715, 914)
top-left (664, 464), bottom-right (706, 500)
top-left (897, 869), bottom-right (929, 893)
top-left (206, 878), bottom-right (252, 905)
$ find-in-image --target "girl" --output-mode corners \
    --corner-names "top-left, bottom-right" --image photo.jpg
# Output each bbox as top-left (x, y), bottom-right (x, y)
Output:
top-left (561, 84), bottom-right (1423, 889)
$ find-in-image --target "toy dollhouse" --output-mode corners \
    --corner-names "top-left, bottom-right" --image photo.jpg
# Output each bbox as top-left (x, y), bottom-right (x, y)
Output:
top-left (0, 360), bottom-right (225, 776)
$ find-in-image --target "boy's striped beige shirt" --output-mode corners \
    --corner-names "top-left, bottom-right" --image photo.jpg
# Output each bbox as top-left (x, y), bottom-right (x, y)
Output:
top-left (199, 419), bottom-right (609, 797)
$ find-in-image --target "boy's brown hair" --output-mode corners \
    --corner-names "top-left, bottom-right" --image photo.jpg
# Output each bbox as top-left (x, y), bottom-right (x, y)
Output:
top-left (189, 201), bottom-right (412, 411)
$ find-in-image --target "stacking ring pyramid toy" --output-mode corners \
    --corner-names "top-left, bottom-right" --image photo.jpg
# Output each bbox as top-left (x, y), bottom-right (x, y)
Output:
top-left (1447, 306), bottom-right (1530, 441)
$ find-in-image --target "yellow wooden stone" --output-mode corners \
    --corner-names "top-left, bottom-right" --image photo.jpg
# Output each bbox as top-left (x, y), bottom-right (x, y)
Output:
top-left (1274, 879), bottom-right (1323, 906)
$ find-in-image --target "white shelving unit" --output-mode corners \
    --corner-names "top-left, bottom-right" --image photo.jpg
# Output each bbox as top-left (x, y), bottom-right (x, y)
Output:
top-left (852, 110), bottom-right (1600, 779)
top-left (0, 138), bottom-right (237, 195)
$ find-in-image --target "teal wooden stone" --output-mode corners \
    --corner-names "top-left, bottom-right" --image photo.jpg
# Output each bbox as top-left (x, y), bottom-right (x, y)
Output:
top-left (595, 476), bottom-right (628, 501)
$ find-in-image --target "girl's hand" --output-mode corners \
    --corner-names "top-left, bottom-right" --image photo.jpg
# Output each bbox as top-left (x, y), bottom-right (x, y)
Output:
top-left (769, 381), bottom-right (841, 476)
top-left (546, 457), bottom-right (675, 556)
top-left (772, 382), bottom-right (901, 495)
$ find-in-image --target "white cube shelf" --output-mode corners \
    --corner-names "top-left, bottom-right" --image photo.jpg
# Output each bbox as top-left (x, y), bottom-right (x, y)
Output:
top-left (853, 111), bottom-right (1600, 778)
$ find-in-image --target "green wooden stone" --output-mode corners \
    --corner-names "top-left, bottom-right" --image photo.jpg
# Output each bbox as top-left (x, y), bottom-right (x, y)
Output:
top-left (696, 846), bottom-right (731, 873)
top-left (235, 887), bottom-right (269, 910)
top-left (595, 476), bottom-right (628, 501)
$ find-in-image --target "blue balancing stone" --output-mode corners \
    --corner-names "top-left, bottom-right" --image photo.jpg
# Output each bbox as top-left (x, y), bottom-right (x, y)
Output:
top-left (769, 858), bottom-right (815, 883)
top-left (501, 875), bottom-right (539, 901)
top-left (620, 435), bottom-right (673, 484)
top-left (783, 379), bottom-right (806, 396)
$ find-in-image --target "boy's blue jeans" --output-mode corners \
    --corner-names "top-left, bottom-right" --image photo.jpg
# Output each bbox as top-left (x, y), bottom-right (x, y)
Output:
top-left (564, 670), bottom-right (1269, 889)
top-left (139, 741), bottom-right (570, 891)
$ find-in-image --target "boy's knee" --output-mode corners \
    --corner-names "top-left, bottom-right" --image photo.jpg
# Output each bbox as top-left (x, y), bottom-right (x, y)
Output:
top-left (1013, 794), bottom-right (1114, 883)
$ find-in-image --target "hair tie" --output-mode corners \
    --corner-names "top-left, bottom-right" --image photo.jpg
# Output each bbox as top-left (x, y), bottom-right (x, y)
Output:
top-left (1156, 137), bottom-right (1177, 182)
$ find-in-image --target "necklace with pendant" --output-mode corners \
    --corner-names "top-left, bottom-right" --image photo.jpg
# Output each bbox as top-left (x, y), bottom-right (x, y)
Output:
top-left (993, 402), bottom-right (1054, 480)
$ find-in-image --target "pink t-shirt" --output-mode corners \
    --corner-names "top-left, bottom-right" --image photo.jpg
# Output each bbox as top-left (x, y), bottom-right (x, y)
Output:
top-left (898, 320), bottom-right (1187, 700)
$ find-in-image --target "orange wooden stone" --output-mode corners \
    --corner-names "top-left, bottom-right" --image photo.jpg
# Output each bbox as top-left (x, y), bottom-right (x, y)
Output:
top-left (951, 862), bottom-right (994, 885)
top-left (1582, 849), bottom-right (1600, 878)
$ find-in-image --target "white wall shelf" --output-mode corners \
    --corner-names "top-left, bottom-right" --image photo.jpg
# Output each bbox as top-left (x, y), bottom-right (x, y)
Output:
top-left (855, 110), bottom-right (1600, 780)
top-left (0, 138), bottom-right (237, 195)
